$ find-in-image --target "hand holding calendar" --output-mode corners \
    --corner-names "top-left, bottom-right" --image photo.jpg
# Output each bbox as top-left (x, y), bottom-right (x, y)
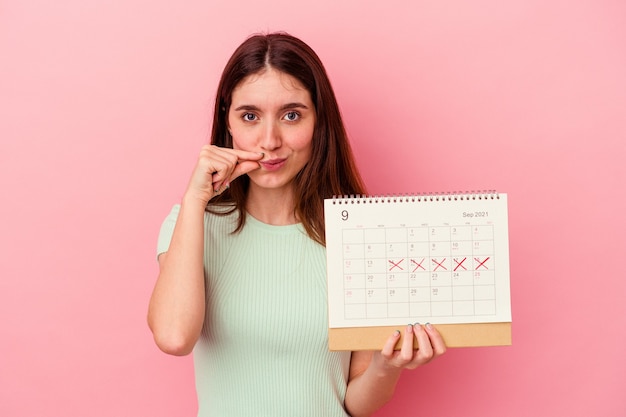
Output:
top-left (324, 192), bottom-right (512, 350)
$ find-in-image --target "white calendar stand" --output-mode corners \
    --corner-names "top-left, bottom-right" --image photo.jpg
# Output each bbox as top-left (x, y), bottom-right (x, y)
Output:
top-left (324, 193), bottom-right (512, 351)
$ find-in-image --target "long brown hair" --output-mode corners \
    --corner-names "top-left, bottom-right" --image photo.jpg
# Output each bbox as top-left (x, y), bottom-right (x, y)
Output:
top-left (209, 32), bottom-right (366, 246)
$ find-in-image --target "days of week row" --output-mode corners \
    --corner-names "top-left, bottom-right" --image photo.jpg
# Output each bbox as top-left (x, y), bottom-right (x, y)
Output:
top-left (342, 225), bottom-right (494, 245)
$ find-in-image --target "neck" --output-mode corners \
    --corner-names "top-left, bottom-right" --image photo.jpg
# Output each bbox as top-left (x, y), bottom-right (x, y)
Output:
top-left (246, 186), bottom-right (299, 225)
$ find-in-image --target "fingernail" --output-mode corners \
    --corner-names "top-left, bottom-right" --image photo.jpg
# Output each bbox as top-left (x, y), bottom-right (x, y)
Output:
top-left (393, 330), bottom-right (401, 337)
top-left (407, 324), bottom-right (413, 333)
top-left (425, 322), bottom-right (433, 329)
top-left (258, 152), bottom-right (265, 157)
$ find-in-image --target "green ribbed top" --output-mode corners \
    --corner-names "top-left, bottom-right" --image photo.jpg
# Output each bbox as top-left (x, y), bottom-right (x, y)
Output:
top-left (157, 205), bottom-right (351, 417)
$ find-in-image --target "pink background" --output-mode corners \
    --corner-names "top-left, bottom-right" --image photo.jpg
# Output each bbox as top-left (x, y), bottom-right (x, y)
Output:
top-left (1, 1), bottom-right (625, 416)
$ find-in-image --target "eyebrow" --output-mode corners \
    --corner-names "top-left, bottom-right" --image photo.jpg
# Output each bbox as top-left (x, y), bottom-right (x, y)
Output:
top-left (233, 102), bottom-right (310, 112)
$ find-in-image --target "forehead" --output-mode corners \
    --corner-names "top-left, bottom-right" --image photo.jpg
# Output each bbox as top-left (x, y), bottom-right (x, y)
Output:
top-left (231, 68), bottom-right (310, 103)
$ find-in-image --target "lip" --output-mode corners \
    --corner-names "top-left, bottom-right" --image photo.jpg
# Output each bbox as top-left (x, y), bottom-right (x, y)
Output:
top-left (259, 158), bottom-right (287, 171)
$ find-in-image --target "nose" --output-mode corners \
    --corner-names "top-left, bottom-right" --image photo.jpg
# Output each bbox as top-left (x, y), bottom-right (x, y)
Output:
top-left (260, 121), bottom-right (281, 151)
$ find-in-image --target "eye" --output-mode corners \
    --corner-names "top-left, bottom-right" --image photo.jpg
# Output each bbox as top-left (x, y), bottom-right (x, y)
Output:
top-left (242, 112), bottom-right (258, 122)
top-left (283, 111), bottom-right (300, 122)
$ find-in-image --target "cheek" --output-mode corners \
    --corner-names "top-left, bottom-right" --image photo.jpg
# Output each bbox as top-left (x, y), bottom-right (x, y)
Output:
top-left (227, 114), bottom-right (243, 150)
top-left (231, 136), bottom-right (242, 150)
top-left (292, 126), bottom-right (315, 151)
top-left (230, 130), bottom-right (251, 151)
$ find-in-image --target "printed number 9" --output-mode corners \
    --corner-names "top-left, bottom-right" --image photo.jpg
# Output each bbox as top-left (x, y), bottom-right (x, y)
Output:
top-left (341, 210), bottom-right (349, 221)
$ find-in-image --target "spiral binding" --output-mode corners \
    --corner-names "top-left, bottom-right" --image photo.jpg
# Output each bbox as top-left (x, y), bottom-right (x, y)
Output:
top-left (331, 190), bottom-right (499, 204)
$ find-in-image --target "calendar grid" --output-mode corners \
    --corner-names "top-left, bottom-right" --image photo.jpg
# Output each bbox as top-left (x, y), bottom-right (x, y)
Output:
top-left (341, 225), bottom-right (497, 322)
top-left (325, 193), bottom-right (511, 330)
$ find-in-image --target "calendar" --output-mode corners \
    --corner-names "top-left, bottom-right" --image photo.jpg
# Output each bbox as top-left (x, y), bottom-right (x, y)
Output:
top-left (324, 192), bottom-right (511, 350)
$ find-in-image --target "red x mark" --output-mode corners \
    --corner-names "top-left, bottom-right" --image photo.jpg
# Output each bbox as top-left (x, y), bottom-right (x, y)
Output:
top-left (475, 257), bottom-right (490, 270)
top-left (388, 259), bottom-right (404, 271)
top-left (432, 258), bottom-right (447, 271)
top-left (453, 257), bottom-right (467, 271)
top-left (411, 258), bottom-right (426, 272)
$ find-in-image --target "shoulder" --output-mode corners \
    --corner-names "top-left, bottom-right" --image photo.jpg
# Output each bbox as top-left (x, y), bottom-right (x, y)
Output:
top-left (157, 203), bottom-right (239, 242)
top-left (204, 203), bottom-right (239, 229)
top-left (163, 203), bottom-right (239, 223)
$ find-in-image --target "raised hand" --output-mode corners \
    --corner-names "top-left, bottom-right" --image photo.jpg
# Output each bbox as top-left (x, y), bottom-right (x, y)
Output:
top-left (184, 145), bottom-right (264, 205)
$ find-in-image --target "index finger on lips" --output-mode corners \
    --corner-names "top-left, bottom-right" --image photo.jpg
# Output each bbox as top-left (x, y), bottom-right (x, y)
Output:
top-left (205, 145), bottom-right (262, 164)
top-left (217, 150), bottom-right (264, 185)
top-left (230, 160), bottom-right (261, 182)
top-left (205, 153), bottom-right (237, 185)
top-left (204, 147), bottom-right (265, 192)
top-left (209, 148), bottom-right (262, 174)
top-left (222, 146), bottom-right (265, 162)
top-left (230, 148), bottom-right (265, 162)
top-left (199, 155), bottom-right (235, 193)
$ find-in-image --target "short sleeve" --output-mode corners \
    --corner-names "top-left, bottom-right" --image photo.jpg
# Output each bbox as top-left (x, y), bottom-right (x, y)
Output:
top-left (156, 204), bottom-right (181, 259)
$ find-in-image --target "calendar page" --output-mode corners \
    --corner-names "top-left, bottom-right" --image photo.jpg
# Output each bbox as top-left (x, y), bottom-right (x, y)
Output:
top-left (324, 193), bottom-right (511, 329)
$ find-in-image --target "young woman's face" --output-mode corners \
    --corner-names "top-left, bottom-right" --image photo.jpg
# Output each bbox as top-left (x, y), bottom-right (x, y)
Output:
top-left (228, 68), bottom-right (315, 193)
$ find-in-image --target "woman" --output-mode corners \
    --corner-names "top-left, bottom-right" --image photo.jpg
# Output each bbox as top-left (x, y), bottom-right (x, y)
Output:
top-left (148, 32), bottom-right (446, 417)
